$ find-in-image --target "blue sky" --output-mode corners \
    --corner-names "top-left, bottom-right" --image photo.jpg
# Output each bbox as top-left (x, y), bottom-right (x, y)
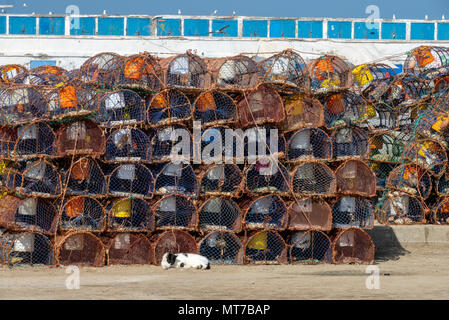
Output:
top-left (2, 0), bottom-right (448, 20)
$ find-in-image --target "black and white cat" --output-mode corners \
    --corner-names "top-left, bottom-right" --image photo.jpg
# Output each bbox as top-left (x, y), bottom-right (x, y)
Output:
top-left (161, 252), bottom-right (211, 270)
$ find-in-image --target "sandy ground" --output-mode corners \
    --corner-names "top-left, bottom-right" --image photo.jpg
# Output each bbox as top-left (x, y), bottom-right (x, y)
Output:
top-left (0, 246), bottom-right (448, 299)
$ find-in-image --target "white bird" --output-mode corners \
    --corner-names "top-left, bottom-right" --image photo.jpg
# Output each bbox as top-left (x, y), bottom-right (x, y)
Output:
top-left (442, 14), bottom-right (446, 20)
top-left (178, 9), bottom-right (181, 15)
top-left (425, 15), bottom-right (428, 20)
top-left (392, 14), bottom-right (396, 19)
top-left (23, 3), bottom-right (28, 7)
top-left (103, 9), bottom-right (107, 15)
top-left (1, 9), bottom-right (5, 13)
top-left (232, 11), bottom-right (236, 16)
top-left (212, 10), bottom-right (217, 15)
top-left (49, 11), bottom-right (53, 15)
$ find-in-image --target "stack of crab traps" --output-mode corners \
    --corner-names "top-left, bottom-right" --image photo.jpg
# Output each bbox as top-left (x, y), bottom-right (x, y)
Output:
top-left (0, 45), bottom-right (447, 267)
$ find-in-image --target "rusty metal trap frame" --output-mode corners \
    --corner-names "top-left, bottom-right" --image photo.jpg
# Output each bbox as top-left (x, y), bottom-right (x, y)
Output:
top-left (282, 94), bottom-right (325, 132)
top-left (286, 127), bottom-right (332, 162)
top-left (0, 230), bottom-right (54, 266)
top-left (0, 64), bottom-right (28, 83)
top-left (433, 75), bottom-right (449, 98)
top-left (368, 131), bottom-right (406, 163)
top-left (287, 197), bottom-right (332, 231)
top-left (79, 52), bottom-right (124, 88)
top-left (107, 163), bottom-right (154, 199)
top-left (404, 46), bottom-right (449, 80)
top-left (198, 231), bottom-right (244, 264)
top-left (335, 159), bottom-right (376, 197)
top-left (432, 197), bottom-right (449, 225)
top-left (59, 196), bottom-right (106, 232)
top-left (0, 195), bottom-right (59, 235)
top-left (105, 128), bottom-right (151, 163)
top-left (403, 138), bottom-right (447, 177)
top-left (377, 192), bottom-right (426, 225)
top-left (436, 171), bottom-right (449, 196)
top-left (242, 125), bottom-right (286, 162)
top-left (2, 158), bottom-right (62, 198)
top-left (288, 230), bottom-right (332, 264)
top-left (331, 227), bottom-right (374, 264)
top-left (118, 52), bottom-right (164, 91)
top-left (192, 90), bottom-right (237, 127)
top-left (320, 91), bottom-right (368, 129)
top-left (291, 162), bottom-right (336, 197)
top-left (241, 194), bottom-right (288, 231)
top-left (368, 161), bottom-right (398, 191)
top-left (153, 194), bottom-right (197, 231)
top-left (55, 231), bottom-right (106, 267)
top-left (244, 230), bottom-right (288, 264)
top-left (386, 163), bottom-right (433, 200)
top-left (381, 73), bottom-right (432, 109)
top-left (150, 124), bottom-right (192, 163)
top-left (10, 66), bottom-right (68, 86)
top-left (198, 164), bottom-right (244, 197)
top-left (331, 196), bottom-right (374, 229)
top-left (351, 63), bottom-right (397, 102)
top-left (147, 88), bottom-right (191, 127)
top-left (413, 110), bottom-right (449, 147)
top-left (65, 157), bottom-right (107, 197)
top-left (200, 125), bottom-right (235, 163)
top-left (106, 232), bottom-right (154, 265)
top-left (245, 159), bottom-right (291, 196)
top-left (152, 229), bottom-right (198, 265)
top-left (197, 196), bottom-right (242, 232)
top-left (154, 162), bottom-right (198, 197)
top-left (361, 103), bottom-right (399, 132)
top-left (305, 55), bottom-right (353, 95)
top-left (106, 197), bottom-right (154, 232)
top-left (331, 126), bottom-right (370, 160)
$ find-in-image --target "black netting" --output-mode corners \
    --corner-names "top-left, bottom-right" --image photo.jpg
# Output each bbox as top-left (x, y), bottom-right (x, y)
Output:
top-left (66, 158), bottom-right (107, 197)
top-left (213, 55), bottom-right (260, 89)
top-left (151, 125), bottom-right (192, 163)
top-left (98, 89), bottom-right (146, 127)
top-left (108, 198), bottom-right (154, 232)
top-left (163, 52), bottom-right (211, 89)
top-left (332, 127), bottom-right (369, 160)
top-left (0, 231), bottom-right (53, 266)
top-left (244, 230), bottom-right (287, 264)
top-left (79, 52), bottom-right (123, 87)
top-left (368, 161), bottom-right (398, 190)
top-left (199, 231), bottom-right (243, 264)
top-left (332, 196), bottom-right (374, 229)
top-left (291, 162), bottom-right (336, 196)
top-left (120, 52), bottom-right (163, 90)
top-left (199, 164), bottom-right (243, 196)
top-left (154, 163), bottom-right (198, 197)
top-left (148, 89), bottom-right (191, 126)
top-left (286, 128), bottom-right (332, 162)
top-left (11, 122), bottom-right (56, 160)
top-left (105, 128), bottom-right (151, 163)
top-left (193, 90), bottom-right (236, 126)
top-left (198, 197), bottom-right (242, 232)
top-left (154, 195), bottom-right (196, 230)
top-left (108, 163), bottom-right (154, 198)
top-left (387, 164), bottom-right (432, 199)
top-left (321, 92), bottom-right (367, 129)
top-left (60, 196), bottom-right (106, 232)
top-left (245, 159), bottom-right (290, 195)
top-left (243, 195), bottom-right (288, 230)
top-left (289, 231), bottom-right (332, 264)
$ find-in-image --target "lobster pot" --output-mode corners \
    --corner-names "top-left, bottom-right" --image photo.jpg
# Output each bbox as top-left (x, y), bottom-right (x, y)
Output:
top-left (66, 158), bottom-right (107, 196)
top-left (332, 196), bottom-right (374, 229)
top-left (433, 197), bottom-right (449, 224)
top-left (260, 49), bottom-right (307, 91)
top-left (245, 160), bottom-right (290, 195)
top-left (235, 84), bottom-right (284, 127)
top-left (154, 195), bottom-right (196, 230)
top-left (120, 52), bottom-right (163, 90)
top-left (3, 159), bottom-right (62, 197)
top-left (244, 231), bottom-right (287, 264)
top-left (155, 163), bottom-right (198, 197)
top-left (383, 74), bottom-right (430, 109)
top-left (0, 64), bottom-right (27, 83)
top-left (0, 231), bottom-right (53, 266)
top-left (198, 197), bottom-right (242, 232)
top-left (201, 126), bottom-right (229, 162)
top-left (193, 90), bottom-right (236, 126)
top-left (208, 55), bottom-right (259, 89)
top-left (56, 119), bottom-right (105, 157)
top-left (404, 46), bottom-right (449, 78)
top-left (98, 90), bottom-right (146, 127)
top-left (335, 160), bottom-right (376, 197)
top-left (148, 89), bottom-right (191, 127)
top-left (368, 161), bottom-right (398, 190)
top-left (79, 52), bottom-right (123, 87)
top-left (291, 162), bottom-right (336, 196)
top-left (362, 103), bottom-right (398, 132)
top-left (199, 164), bottom-right (243, 197)
top-left (11, 123), bottom-right (55, 160)
top-left (108, 164), bottom-right (154, 199)
top-left (369, 133), bottom-right (405, 163)
top-left (161, 52), bottom-right (211, 89)
top-left (243, 195), bottom-right (288, 230)
top-left (60, 196), bottom-right (106, 232)
top-left (108, 198), bottom-right (154, 232)
top-left (0, 126), bottom-right (16, 159)
top-left (288, 198), bottom-right (332, 231)
top-left (386, 164), bottom-right (432, 199)
top-left (415, 111), bottom-right (449, 146)
top-left (0, 86), bottom-right (50, 126)
top-left (107, 233), bottom-right (154, 265)
top-left (153, 230), bottom-right (198, 265)
top-left (289, 231), bottom-right (332, 264)
top-left (199, 231), bottom-right (243, 264)
top-left (332, 228), bottom-right (374, 264)
top-left (306, 55), bottom-right (352, 94)
top-left (282, 95), bottom-right (324, 131)
top-left (379, 193), bottom-right (425, 224)
top-left (332, 127), bottom-right (370, 160)
top-left (352, 63), bottom-right (396, 100)
top-left (404, 139), bottom-right (447, 176)
top-left (321, 92), bottom-right (367, 129)
top-left (437, 172), bottom-right (449, 196)
top-left (105, 128), bottom-right (151, 163)
top-left (287, 128), bottom-right (332, 162)
top-left (243, 126), bottom-right (286, 162)
top-left (151, 125), bottom-right (192, 163)
top-left (434, 75), bottom-right (449, 98)
top-left (0, 195), bottom-right (58, 234)
top-left (56, 232), bottom-right (105, 267)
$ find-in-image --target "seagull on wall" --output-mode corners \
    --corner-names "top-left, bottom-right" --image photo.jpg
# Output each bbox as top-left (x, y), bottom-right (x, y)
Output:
top-left (178, 9), bottom-right (182, 15)
top-left (442, 14), bottom-right (446, 20)
top-left (232, 11), bottom-right (236, 16)
top-left (392, 14), bottom-right (396, 19)
top-left (212, 10), bottom-right (218, 16)
top-left (23, 3), bottom-right (28, 7)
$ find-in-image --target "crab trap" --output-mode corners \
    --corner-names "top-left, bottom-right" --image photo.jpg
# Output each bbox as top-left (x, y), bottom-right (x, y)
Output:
top-left (242, 126), bottom-right (286, 162)
top-left (107, 233), bottom-right (154, 265)
top-left (200, 125), bottom-right (231, 163)
top-left (242, 195), bottom-right (288, 230)
top-left (150, 125), bottom-right (192, 163)
top-left (362, 103), bottom-right (398, 132)
top-left (56, 231), bottom-right (105, 267)
top-left (235, 84), bottom-right (284, 127)
top-left (147, 89), bottom-right (191, 127)
top-left (107, 198), bottom-right (154, 232)
top-left (404, 46), bottom-right (449, 79)
top-left (154, 163), bottom-right (198, 197)
top-left (245, 160), bottom-right (290, 195)
top-left (378, 193), bottom-right (426, 224)
top-left (153, 194), bottom-right (197, 230)
top-left (0, 64), bottom-right (28, 83)
top-left (404, 139), bottom-right (447, 176)
top-left (335, 160), bottom-right (376, 197)
top-left (386, 163), bottom-right (432, 199)
top-left (98, 89), bottom-right (146, 127)
top-left (289, 231), bottom-right (332, 264)
top-left (414, 111), bottom-right (449, 146)
top-left (105, 128), bottom-right (151, 163)
top-left (199, 164), bottom-right (244, 197)
top-left (331, 127), bottom-right (370, 160)
top-left (368, 161), bottom-right (398, 191)
top-left (197, 197), bottom-right (242, 232)
top-left (120, 52), bottom-right (163, 90)
top-left (332, 196), bottom-right (374, 229)
top-left (291, 162), bottom-right (336, 196)
top-left (437, 171), bottom-right (449, 196)
top-left (306, 55), bottom-right (353, 94)
top-left (65, 158), bottom-right (107, 196)
top-left (11, 66), bottom-right (68, 86)
top-left (286, 128), bottom-right (332, 162)
top-left (0, 231), bottom-right (53, 266)
top-left (321, 92), bottom-right (367, 129)
top-left (79, 52), bottom-right (123, 87)
top-left (207, 55), bottom-right (260, 89)
top-left (0, 195), bottom-right (59, 234)
top-left (153, 230), bottom-right (198, 265)
top-left (108, 163), bottom-right (154, 199)
top-left (352, 63), bottom-right (396, 101)
top-left (331, 228), bottom-right (374, 264)
top-left (193, 90), bottom-right (236, 127)
top-left (244, 230), bottom-right (288, 264)
top-left (60, 196), bottom-right (106, 232)
top-left (382, 74), bottom-right (431, 109)
top-left (282, 94), bottom-right (324, 132)
top-left (368, 132), bottom-right (405, 163)
top-left (198, 231), bottom-right (243, 264)
top-left (433, 197), bottom-right (449, 225)
top-left (287, 198), bottom-right (332, 231)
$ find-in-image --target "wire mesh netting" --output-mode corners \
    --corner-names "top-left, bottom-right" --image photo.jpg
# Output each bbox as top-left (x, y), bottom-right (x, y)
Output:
top-left (154, 163), bottom-right (198, 197)
top-left (120, 52), bottom-right (163, 90)
top-left (382, 74), bottom-right (431, 109)
top-left (56, 231), bottom-right (105, 267)
top-left (433, 197), bottom-right (449, 224)
top-left (66, 158), bottom-right (107, 197)
top-left (161, 52), bottom-right (211, 89)
top-left (201, 125), bottom-right (230, 163)
top-left (306, 55), bottom-right (353, 94)
top-left (437, 171), bottom-right (449, 196)
top-left (98, 89), bottom-right (146, 127)
top-left (335, 160), bottom-right (376, 197)
top-left (242, 195), bottom-right (288, 230)
top-left (199, 164), bottom-right (244, 197)
top-left (289, 231), bottom-right (332, 264)
top-left (193, 90), bottom-right (236, 127)
top-left (245, 159), bottom-right (290, 195)
top-left (79, 52), bottom-right (123, 87)
top-left (244, 230), bottom-right (288, 264)
top-left (108, 163), bottom-right (154, 199)
top-left (153, 194), bottom-right (197, 230)
top-left (151, 125), bottom-right (192, 163)
top-left (331, 228), bottom-right (374, 264)
top-left (60, 196), bottom-right (106, 232)
top-left (368, 161), bottom-right (398, 191)
top-left (147, 89), bottom-right (191, 126)
top-left (287, 198), bottom-right (332, 231)
top-left (286, 128), bottom-right (332, 162)
top-left (0, 64), bottom-right (28, 83)
top-left (404, 139), bottom-right (447, 176)
top-left (369, 132), bottom-right (405, 163)
top-left (362, 103), bottom-right (398, 132)
top-left (0, 231), bottom-right (53, 266)
top-left (9, 122), bottom-right (56, 160)
top-left (198, 231), bottom-right (243, 264)
top-left (105, 128), bottom-right (151, 163)
top-left (404, 46), bottom-right (449, 79)
top-left (291, 162), bottom-right (336, 196)
top-left (153, 230), bottom-right (198, 265)
top-left (386, 163), bottom-right (432, 199)
top-left (107, 233), bottom-right (154, 265)
top-left (321, 92), bottom-right (367, 129)
top-left (282, 94), bottom-right (324, 131)
top-left (331, 196), bottom-right (374, 229)
top-left (331, 127), bottom-right (370, 160)
top-left (198, 197), bottom-right (242, 232)
top-left (107, 198), bottom-right (154, 232)
top-left (352, 63), bottom-right (396, 102)
top-left (378, 192), bottom-right (426, 224)
top-left (243, 126), bottom-right (286, 162)
top-left (207, 55), bottom-right (260, 90)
